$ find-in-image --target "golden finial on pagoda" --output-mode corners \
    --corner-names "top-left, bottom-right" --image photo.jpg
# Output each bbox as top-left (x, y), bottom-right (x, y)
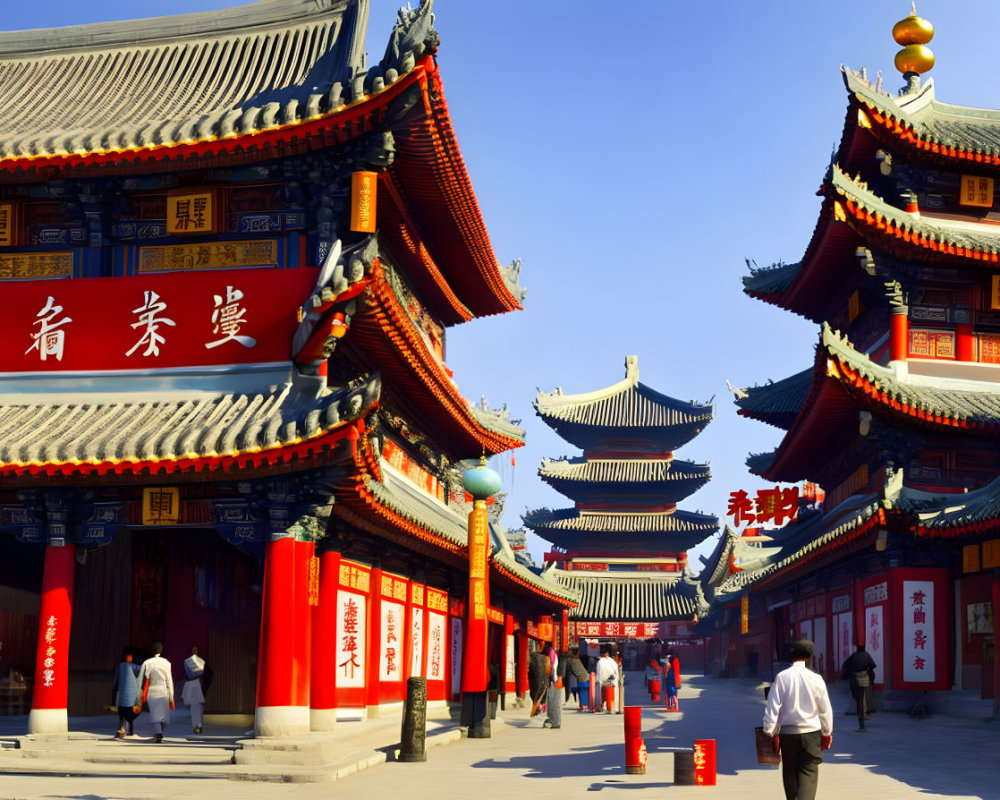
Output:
top-left (893, 3), bottom-right (935, 76)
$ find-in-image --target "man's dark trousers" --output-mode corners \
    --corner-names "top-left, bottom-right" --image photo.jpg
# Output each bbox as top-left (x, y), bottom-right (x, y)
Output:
top-left (851, 681), bottom-right (866, 729)
top-left (778, 731), bottom-right (822, 800)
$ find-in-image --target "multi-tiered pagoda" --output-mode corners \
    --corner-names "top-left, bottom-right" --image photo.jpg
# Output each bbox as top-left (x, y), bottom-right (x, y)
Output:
top-left (524, 357), bottom-right (717, 657)
top-left (0, 0), bottom-right (575, 738)
top-left (708, 8), bottom-right (1000, 709)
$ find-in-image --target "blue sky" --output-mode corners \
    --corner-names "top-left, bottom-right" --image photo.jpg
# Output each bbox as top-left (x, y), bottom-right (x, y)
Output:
top-left (6, 1), bottom-right (997, 570)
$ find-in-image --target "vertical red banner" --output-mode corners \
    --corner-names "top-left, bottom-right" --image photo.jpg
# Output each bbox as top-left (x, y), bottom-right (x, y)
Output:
top-left (461, 501), bottom-right (490, 692)
top-left (310, 549), bottom-right (340, 727)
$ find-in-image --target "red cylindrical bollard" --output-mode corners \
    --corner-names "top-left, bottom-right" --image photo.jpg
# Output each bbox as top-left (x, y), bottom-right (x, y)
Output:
top-left (650, 678), bottom-right (661, 703)
top-left (693, 739), bottom-right (717, 786)
top-left (601, 684), bottom-right (615, 713)
top-left (589, 672), bottom-right (598, 711)
top-left (623, 706), bottom-right (647, 774)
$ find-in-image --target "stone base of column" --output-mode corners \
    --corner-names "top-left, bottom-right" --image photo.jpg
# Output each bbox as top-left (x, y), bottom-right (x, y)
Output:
top-left (461, 691), bottom-right (490, 738)
top-left (309, 707), bottom-right (338, 732)
top-left (28, 707), bottom-right (68, 734)
top-left (254, 705), bottom-right (310, 737)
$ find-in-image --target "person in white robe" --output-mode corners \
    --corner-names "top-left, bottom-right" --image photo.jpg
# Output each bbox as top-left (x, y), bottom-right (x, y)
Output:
top-left (138, 643), bottom-right (174, 743)
top-left (182, 646), bottom-right (206, 734)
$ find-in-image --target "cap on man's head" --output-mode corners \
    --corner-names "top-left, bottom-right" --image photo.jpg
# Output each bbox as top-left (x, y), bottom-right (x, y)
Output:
top-left (790, 639), bottom-right (814, 659)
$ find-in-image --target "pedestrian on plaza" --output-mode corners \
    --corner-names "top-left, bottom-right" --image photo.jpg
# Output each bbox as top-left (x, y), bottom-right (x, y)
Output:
top-left (138, 642), bottom-right (175, 743)
top-left (614, 650), bottom-right (625, 714)
top-left (762, 639), bottom-right (833, 800)
top-left (596, 647), bottom-right (618, 713)
top-left (565, 645), bottom-right (590, 711)
top-left (528, 644), bottom-right (551, 718)
top-left (841, 644), bottom-right (876, 731)
top-left (111, 647), bottom-right (140, 739)
top-left (664, 654), bottom-right (681, 711)
top-left (544, 645), bottom-right (562, 729)
top-left (645, 656), bottom-right (663, 701)
top-left (558, 649), bottom-right (572, 705)
top-left (182, 645), bottom-right (208, 734)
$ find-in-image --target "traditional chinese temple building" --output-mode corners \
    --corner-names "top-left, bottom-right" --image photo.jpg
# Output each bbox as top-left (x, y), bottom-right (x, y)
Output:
top-left (524, 357), bottom-right (717, 665)
top-left (0, 0), bottom-right (575, 736)
top-left (713, 8), bottom-right (1000, 710)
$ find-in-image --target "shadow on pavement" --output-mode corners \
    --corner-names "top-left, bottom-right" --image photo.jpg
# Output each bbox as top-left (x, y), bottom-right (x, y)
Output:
top-left (473, 742), bottom-right (625, 779)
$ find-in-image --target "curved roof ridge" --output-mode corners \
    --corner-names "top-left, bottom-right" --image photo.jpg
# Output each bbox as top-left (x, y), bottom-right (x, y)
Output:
top-left (0, 0), bottom-right (350, 57)
top-left (832, 163), bottom-right (1000, 255)
top-left (534, 355), bottom-right (713, 426)
top-left (735, 367), bottom-right (814, 428)
top-left (538, 457), bottom-right (710, 482)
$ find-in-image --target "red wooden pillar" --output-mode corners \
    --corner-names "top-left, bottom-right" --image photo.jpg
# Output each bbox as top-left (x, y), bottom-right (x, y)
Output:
top-left (517, 629), bottom-right (529, 699)
top-left (993, 573), bottom-right (1000, 718)
top-left (366, 567), bottom-right (383, 716)
top-left (255, 530), bottom-right (309, 737)
top-left (957, 322), bottom-right (976, 362)
top-left (890, 306), bottom-right (909, 362)
top-left (28, 543), bottom-right (76, 734)
top-left (311, 548), bottom-right (340, 730)
top-left (293, 540), bottom-right (313, 708)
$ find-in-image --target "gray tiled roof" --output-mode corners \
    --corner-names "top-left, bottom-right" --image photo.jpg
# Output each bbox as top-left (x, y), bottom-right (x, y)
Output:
top-left (0, 0), bottom-right (425, 159)
top-left (538, 456), bottom-right (710, 505)
top-left (523, 507), bottom-right (718, 535)
top-left (745, 323), bottom-right (1000, 475)
top-left (534, 356), bottom-right (713, 434)
top-left (742, 261), bottom-right (802, 296)
top-left (845, 68), bottom-right (1000, 159)
top-left (469, 405), bottom-right (526, 443)
top-left (551, 569), bottom-right (698, 622)
top-left (538, 456), bottom-right (710, 484)
top-left (903, 475), bottom-right (1000, 531)
top-left (822, 324), bottom-right (1000, 426)
top-left (734, 368), bottom-right (812, 430)
top-left (830, 164), bottom-right (1000, 256)
top-left (0, 372), bottom-right (380, 466)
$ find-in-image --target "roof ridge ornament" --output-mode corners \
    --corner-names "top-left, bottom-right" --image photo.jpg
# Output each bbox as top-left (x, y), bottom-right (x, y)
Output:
top-left (892, 4), bottom-right (934, 94)
top-left (625, 355), bottom-right (639, 384)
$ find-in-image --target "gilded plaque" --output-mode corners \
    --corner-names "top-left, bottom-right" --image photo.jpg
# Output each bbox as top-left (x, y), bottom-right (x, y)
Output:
top-left (138, 240), bottom-right (279, 272)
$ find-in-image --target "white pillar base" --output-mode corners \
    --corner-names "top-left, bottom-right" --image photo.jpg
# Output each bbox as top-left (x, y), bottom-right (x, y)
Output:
top-left (254, 705), bottom-right (310, 737)
top-left (309, 707), bottom-right (338, 731)
top-left (28, 707), bottom-right (68, 734)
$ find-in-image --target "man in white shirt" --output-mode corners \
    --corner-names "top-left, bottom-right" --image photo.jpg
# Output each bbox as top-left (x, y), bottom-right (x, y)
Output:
top-left (596, 648), bottom-right (619, 713)
top-left (138, 643), bottom-right (174, 744)
top-left (762, 640), bottom-right (833, 800)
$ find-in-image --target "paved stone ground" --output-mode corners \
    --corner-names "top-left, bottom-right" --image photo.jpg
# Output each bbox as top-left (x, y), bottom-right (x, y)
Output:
top-left (0, 673), bottom-right (996, 799)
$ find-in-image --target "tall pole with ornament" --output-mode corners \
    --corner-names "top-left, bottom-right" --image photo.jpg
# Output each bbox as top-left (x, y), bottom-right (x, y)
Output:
top-left (460, 457), bottom-right (500, 738)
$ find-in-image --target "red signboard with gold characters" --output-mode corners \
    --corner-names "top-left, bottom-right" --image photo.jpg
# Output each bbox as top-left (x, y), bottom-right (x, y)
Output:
top-left (1, 267), bottom-right (316, 372)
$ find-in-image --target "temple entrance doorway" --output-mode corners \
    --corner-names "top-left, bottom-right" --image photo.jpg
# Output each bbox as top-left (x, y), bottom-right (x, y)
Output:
top-left (68, 528), bottom-right (262, 718)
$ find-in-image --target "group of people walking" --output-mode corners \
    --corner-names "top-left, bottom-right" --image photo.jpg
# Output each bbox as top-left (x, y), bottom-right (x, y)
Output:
top-left (112, 643), bottom-right (211, 742)
top-left (528, 643), bottom-right (631, 728)
top-left (644, 652), bottom-right (682, 710)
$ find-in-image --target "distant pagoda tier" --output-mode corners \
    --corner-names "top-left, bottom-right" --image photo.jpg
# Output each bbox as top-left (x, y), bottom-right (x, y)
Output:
top-left (534, 356), bottom-right (714, 454)
top-left (538, 456), bottom-right (711, 504)
top-left (525, 356), bottom-right (718, 628)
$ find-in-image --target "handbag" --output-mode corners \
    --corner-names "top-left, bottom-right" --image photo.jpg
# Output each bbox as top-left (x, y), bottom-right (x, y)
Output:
top-left (755, 726), bottom-right (780, 766)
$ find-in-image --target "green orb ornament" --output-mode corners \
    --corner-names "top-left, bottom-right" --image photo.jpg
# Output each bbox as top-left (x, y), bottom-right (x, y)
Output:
top-left (463, 463), bottom-right (501, 500)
